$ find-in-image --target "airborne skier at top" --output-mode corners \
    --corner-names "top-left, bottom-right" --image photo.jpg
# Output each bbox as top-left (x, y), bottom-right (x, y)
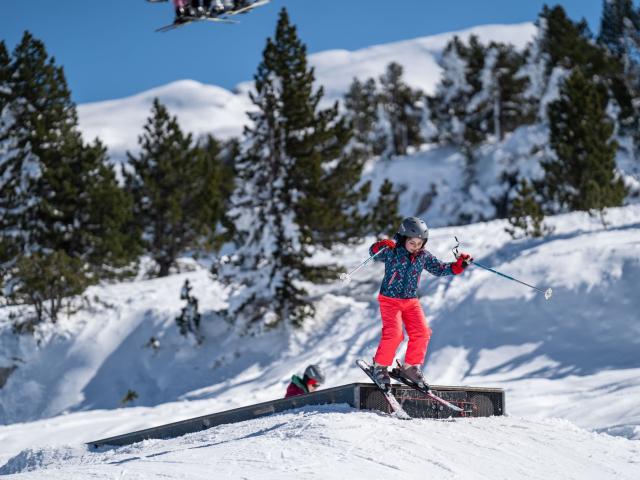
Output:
top-left (147, 0), bottom-right (271, 31)
top-left (367, 217), bottom-right (473, 390)
top-left (171, 0), bottom-right (222, 22)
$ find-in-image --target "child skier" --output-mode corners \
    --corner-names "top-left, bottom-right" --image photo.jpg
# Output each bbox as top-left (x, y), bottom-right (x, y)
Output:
top-left (285, 364), bottom-right (326, 398)
top-left (369, 217), bottom-right (472, 389)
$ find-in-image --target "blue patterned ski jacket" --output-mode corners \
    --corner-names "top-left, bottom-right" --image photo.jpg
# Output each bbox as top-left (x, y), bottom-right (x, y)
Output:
top-left (369, 243), bottom-right (455, 299)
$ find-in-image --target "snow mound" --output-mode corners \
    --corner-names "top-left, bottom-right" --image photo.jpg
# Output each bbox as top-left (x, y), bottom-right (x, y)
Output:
top-left (1, 406), bottom-right (638, 479)
top-left (0, 445), bottom-right (84, 475)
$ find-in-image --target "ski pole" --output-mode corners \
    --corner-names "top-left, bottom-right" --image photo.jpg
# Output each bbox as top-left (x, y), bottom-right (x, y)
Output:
top-left (453, 237), bottom-right (553, 300)
top-left (471, 260), bottom-right (553, 299)
top-left (340, 247), bottom-right (387, 284)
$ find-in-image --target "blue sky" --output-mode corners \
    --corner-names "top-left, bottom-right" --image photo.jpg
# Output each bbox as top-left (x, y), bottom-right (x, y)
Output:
top-left (1, 0), bottom-right (605, 104)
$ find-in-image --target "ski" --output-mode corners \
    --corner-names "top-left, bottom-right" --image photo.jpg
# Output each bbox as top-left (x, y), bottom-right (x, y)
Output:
top-left (389, 366), bottom-right (469, 413)
top-left (155, 19), bottom-right (193, 32)
top-left (199, 16), bottom-right (239, 24)
top-left (224, 0), bottom-right (271, 16)
top-left (356, 359), bottom-right (411, 420)
top-left (155, 15), bottom-right (236, 32)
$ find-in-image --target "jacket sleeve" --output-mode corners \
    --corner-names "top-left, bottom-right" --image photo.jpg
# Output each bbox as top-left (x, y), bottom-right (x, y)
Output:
top-left (369, 243), bottom-right (392, 262)
top-left (423, 251), bottom-right (454, 276)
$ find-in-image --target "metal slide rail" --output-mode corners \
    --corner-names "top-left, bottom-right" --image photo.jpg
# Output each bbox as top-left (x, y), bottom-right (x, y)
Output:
top-left (89, 383), bottom-right (505, 448)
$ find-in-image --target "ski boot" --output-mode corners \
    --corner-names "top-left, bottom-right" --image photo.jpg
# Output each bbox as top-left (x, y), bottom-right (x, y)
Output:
top-left (393, 362), bottom-right (430, 390)
top-left (212, 0), bottom-right (225, 13)
top-left (371, 363), bottom-right (391, 390)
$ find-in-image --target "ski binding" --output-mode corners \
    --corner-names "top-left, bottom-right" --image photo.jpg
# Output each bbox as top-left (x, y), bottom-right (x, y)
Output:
top-left (389, 365), bottom-right (469, 413)
top-left (356, 359), bottom-right (411, 420)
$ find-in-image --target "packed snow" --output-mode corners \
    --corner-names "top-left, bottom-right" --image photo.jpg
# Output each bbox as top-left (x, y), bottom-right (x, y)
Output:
top-left (1, 408), bottom-right (638, 479)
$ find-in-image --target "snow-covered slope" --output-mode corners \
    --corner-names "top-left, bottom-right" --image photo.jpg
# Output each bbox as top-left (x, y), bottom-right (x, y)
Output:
top-left (363, 124), bottom-right (639, 226)
top-left (238, 22), bottom-right (536, 104)
top-left (1, 407), bottom-right (638, 479)
top-left (1, 204), bottom-right (639, 472)
top-left (77, 23), bottom-right (536, 162)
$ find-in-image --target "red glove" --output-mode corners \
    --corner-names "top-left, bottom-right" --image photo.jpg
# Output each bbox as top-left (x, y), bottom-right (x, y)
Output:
top-left (372, 239), bottom-right (395, 254)
top-left (451, 253), bottom-right (473, 275)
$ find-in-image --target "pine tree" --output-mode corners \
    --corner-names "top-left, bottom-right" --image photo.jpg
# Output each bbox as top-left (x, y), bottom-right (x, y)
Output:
top-left (598, 0), bottom-right (640, 156)
top-left (0, 32), bottom-right (137, 324)
top-left (369, 179), bottom-right (402, 238)
top-left (343, 77), bottom-right (386, 156)
top-left (538, 6), bottom-right (609, 75)
top-left (543, 69), bottom-right (627, 215)
top-left (10, 251), bottom-right (87, 324)
top-left (429, 37), bottom-right (471, 147)
top-left (521, 5), bottom-right (632, 122)
top-left (217, 8), bottom-right (369, 331)
top-left (459, 35), bottom-right (488, 148)
top-left (598, 0), bottom-right (640, 61)
top-left (125, 99), bottom-right (222, 277)
top-left (0, 40), bottom-right (9, 121)
top-left (378, 62), bottom-right (425, 156)
top-left (505, 179), bottom-right (553, 238)
top-left (466, 42), bottom-right (530, 141)
top-left (556, 5), bottom-right (634, 123)
top-left (518, 6), bottom-right (597, 121)
top-left (200, 135), bottom-right (237, 250)
top-left (0, 41), bottom-right (15, 281)
top-left (430, 35), bottom-right (488, 149)
top-left (517, 16), bottom-right (551, 121)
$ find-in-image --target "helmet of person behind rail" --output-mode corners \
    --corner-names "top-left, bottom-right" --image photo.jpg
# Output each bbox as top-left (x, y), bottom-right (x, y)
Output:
top-left (303, 364), bottom-right (325, 385)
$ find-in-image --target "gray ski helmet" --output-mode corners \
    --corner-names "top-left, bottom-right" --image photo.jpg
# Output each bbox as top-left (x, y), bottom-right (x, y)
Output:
top-left (397, 216), bottom-right (429, 242)
top-left (304, 364), bottom-right (325, 384)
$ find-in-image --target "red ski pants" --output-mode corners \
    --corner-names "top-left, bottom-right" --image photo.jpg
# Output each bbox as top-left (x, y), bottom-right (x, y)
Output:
top-left (373, 294), bottom-right (432, 367)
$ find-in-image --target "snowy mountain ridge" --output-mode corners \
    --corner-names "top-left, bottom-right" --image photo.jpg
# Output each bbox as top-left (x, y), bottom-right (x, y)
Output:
top-left (75, 20), bottom-right (639, 226)
top-left (77, 22), bottom-right (536, 161)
